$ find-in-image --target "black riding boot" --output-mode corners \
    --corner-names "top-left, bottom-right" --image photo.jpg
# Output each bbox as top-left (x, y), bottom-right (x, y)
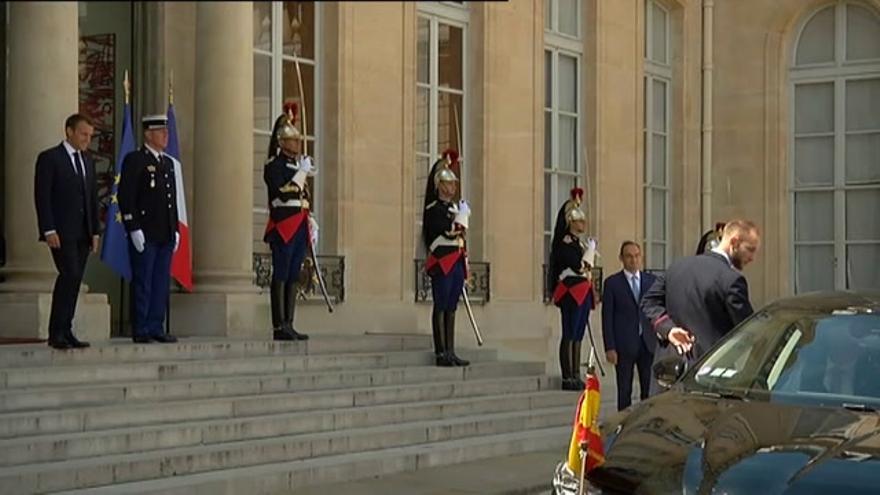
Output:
top-left (432, 308), bottom-right (453, 366)
top-left (284, 282), bottom-right (309, 341)
top-left (571, 340), bottom-right (585, 390)
top-left (560, 339), bottom-right (577, 391)
top-left (445, 310), bottom-right (469, 367)
top-left (272, 281), bottom-right (295, 341)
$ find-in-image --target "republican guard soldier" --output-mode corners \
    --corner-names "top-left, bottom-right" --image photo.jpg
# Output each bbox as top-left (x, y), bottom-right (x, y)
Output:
top-left (118, 114), bottom-right (179, 344)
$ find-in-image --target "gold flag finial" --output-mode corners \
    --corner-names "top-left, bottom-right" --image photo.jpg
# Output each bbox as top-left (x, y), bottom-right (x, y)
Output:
top-left (169, 69), bottom-right (174, 106)
top-left (124, 70), bottom-right (130, 104)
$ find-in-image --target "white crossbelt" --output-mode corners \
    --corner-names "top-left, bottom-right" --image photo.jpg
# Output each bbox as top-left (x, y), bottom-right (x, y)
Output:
top-left (429, 236), bottom-right (462, 253)
top-left (558, 267), bottom-right (587, 281)
top-left (271, 198), bottom-right (304, 208)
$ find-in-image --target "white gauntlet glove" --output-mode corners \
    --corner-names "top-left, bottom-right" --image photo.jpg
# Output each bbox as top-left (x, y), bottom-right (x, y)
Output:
top-left (454, 199), bottom-right (471, 230)
top-left (131, 229), bottom-right (145, 253)
top-left (583, 237), bottom-right (598, 268)
top-left (292, 156), bottom-right (314, 188)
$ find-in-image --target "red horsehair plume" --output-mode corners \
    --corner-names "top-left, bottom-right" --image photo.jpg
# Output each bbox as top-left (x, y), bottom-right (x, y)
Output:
top-left (441, 148), bottom-right (459, 165)
top-left (283, 101), bottom-right (299, 123)
top-left (570, 187), bottom-right (584, 201)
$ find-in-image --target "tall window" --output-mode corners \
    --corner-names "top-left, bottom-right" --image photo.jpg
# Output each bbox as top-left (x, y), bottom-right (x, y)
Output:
top-left (416, 2), bottom-right (467, 255)
top-left (643, 0), bottom-right (671, 270)
top-left (253, 1), bottom-right (319, 253)
top-left (791, 2), bottom-right (880, 292)
top-left (544, 0), bottom-right (582, 262)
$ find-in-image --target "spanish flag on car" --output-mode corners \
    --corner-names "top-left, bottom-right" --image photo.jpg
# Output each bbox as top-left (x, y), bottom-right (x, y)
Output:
top-left (565, 372), bottom-right (605, 477)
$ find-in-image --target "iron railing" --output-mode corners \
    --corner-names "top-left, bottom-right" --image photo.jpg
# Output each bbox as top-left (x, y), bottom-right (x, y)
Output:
top-left (541, 265), bottom-right (666, 304)
top-left (253, 253), bottom-right (345, 304)
top-left (414, 259), bottom-right (490, 304)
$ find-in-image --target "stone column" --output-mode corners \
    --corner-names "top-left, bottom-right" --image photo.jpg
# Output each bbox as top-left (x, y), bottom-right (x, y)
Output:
top-left (171, 2), bottom-right (262, 337)
top-left (0, 2), bottom-right (110, 341)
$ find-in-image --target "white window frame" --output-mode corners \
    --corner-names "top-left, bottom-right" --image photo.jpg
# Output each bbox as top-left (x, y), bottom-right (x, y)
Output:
top-left (252, 2), bottom-right (322, 230)
top-left (415, 3), bottom-right (469, 256)
top-left (789, 1), bottom-right (880, 292)
top-left (544, 0), bottom-right (583, 262)
top-left (644, 0), bottom-right (672, 269)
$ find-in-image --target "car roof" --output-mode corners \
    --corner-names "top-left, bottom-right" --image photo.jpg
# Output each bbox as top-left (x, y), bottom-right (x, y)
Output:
top-left (766, 290), bottom-right (880, 313)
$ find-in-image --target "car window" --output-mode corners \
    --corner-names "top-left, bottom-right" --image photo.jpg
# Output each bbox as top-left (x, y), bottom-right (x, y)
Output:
top-left (687, 310), bottom-right (880, 406)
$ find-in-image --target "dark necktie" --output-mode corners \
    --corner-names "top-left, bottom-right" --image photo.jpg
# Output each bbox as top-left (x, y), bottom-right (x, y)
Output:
top-left (74, 152), bottom-right (86, 181)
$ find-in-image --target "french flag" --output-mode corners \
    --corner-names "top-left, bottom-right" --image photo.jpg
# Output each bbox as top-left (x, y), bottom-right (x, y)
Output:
top-left (166, 104), bottom-right (193, 291)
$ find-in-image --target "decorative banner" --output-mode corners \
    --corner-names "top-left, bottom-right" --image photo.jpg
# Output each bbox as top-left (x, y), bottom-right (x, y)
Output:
top-left (78, 33), bottom-right (116, 226)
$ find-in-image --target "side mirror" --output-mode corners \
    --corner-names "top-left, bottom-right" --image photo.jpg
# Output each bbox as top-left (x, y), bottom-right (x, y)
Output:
top-left (653, 356), bottom-right (688, 390)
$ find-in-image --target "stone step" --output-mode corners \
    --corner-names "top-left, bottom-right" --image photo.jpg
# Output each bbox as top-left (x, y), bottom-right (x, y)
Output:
top-left (0, 357), bottom-right (526, 414)
top-left (0, 347), bottom-right (497, 390)
top-left (0, 391), bottom-right (574, 467)
top-left (51, 426), bottom-right (571, 495)
top-left (0, 409), bottom-right (572, 494)
top-left (0, 374), bottom-right (559, 439)
top-left (0, 335), bottom-right (433, 368)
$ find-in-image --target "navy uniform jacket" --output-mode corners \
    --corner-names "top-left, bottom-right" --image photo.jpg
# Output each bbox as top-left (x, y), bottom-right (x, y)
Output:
top-left (640, 252), bottom-right (754, 360)
top-left (263, 152), bottom-right (310, 244)
top-left (423, 199), bottom-right (465, 276)
top-left (118, 146), bottom-right (179, 244)
top-left (34, 143), bottom-right (100, 242)
top-left (549, 234), bottom-right (595, 307)
top-left (602, 270), bottom-right (658, 359)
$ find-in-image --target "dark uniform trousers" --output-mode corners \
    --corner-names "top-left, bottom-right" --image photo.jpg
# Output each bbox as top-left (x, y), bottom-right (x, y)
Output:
top-left (129, 241), bottom-right (173, 337)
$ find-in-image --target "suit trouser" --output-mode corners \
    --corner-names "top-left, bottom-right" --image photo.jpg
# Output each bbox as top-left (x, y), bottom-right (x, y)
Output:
top-left (130, 241), bottom-right (173, 337)
top-left (48, 237), bottom-right (90, 342)
top-left (615, 339), bottom-right (654, 411)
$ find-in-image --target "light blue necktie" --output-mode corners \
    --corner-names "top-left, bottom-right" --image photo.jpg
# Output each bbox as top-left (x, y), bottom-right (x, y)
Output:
top-left (630, 274), bottom-right (642, 335)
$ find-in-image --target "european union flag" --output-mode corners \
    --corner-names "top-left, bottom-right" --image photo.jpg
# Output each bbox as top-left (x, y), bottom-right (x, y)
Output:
top-left (100, 103), bottom-right (135, 280)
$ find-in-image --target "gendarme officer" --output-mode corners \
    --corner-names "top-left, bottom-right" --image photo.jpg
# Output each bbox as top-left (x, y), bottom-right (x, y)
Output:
top-left (118, 114), bottom-right (179, 344)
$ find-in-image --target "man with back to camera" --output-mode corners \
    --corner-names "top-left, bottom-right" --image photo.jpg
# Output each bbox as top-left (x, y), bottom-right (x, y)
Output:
top-left (640, 219), bottom-right (760, 394)
top-left (34, 113), bottom-right (101, 349)
top-left (602, 241), bottom-right (657, 410)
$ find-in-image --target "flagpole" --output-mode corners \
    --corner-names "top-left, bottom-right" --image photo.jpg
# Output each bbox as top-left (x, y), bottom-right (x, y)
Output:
top-left (166, 71), bottom-right (173, 337)
top-left (120, 70), bottom-right (131, 338)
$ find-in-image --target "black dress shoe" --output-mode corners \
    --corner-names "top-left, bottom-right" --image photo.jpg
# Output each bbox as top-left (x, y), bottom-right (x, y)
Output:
top-left (152, 334), bottom-right (178, 343)
top-left (289, 328), bottom-right (309, 341)
top-left (273, 329), bottom-right (297, 341)
top-left (448, 352), bottom-right (470, 367)
top-left (435, 352), bottom-right (455, 367)
top-left (66, 335), bottom-right (91, 348)
top-left (48, 339), bottom-right (73, 350)
top-left (132, 335), bottom-right (153, 344)
top-left (561, 378), bottom-right (581, 391)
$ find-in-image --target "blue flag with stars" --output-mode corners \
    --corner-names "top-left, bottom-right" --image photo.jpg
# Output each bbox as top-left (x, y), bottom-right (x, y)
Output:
top-left (100, 102), bottom-right (134, 280)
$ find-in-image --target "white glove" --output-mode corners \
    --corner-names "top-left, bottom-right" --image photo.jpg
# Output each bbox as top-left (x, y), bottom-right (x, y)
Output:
top-left (292, 156), bottom-right (313, 189)
top-left (131, 229), bottom-right (145, 253)
top-left (453, 200), bottom-right (470, 230)
top-left (308, 216), bottom-right (320, 250)
top-left (587, 237), bottom-right (597, 251)
top-left (297, 156), bottom-right (313, 174)
top-left (174, 232), bottom-right (180, 253)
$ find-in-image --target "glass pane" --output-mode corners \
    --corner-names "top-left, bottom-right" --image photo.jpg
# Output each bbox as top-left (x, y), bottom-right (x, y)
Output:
top-left (558, 0), bottom-right (578, 37)
top-left (794, 136), bottom-right (834, 186)
top-left (438, 91), bottom-right (463, 154)
top-left (846, 79), bottom-right (880, 131)
top-left (254, 53), bottom-right (272, 131)
top-left (846, 133), bottom-right (880, 184)
top-left (795, 83), bottom-right (834, 134)
top-left (846, 189), bottom-right (880, 240)
top-left (847, 244), bottom-right (880, 289)
top-left (846, 5), bottom-right (880, 61)
top-left (439, 23), bottom-right (463, 90)
top-left (796, 6), bottom-right (835, 66)
top-left (795, 245), bottom-right (835, 293)
top-left (651, 1), bottom-right (668, 64)
top-left (545, 50), bottom-right (552, 108)
top-left (253, 2), bottom-right (272, 51)
top-left (417, 87), bottom-right (430, 154)
top-left (418, 17), bottom-right (430, 84)
top-left (415, 154), bottom-right (432, 209)
top-left (649, 243), bottom-right (666, 270)
top-left (795, 191), bottom-right (834, 241)
top-left (652, 133), bottom-right (667, 186)
top-left (558, 115), bottom-right (577, 172)
top-left (544, 0), bottom-right (551, 31)
top-left (254, 133), bottom-right (271, 176)
top-left (282, 1), bottom-right (315, 59)
top-left (282, 60), bottom-right (315, 136)
top-left (556, 175), bottom-right (576, 215)
top-left (651, 189), bottom-right (666, 239)
top-left (652, 78), bottom-right (667, 131)
top-left (545, 111), bottom-right (552, 168)
top-left (544, 173), bottom-right (553, 229)
top-left (558, 54), bottom-right (577, 113)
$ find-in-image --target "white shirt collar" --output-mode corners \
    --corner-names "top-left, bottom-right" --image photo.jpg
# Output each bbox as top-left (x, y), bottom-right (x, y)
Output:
top-left (623, 269), bottom-right (640, 281)
top-left (711, 247), bottom-right (733, 267)
top-left (144, 144), bottom-right (162, 160)
top-left (62, 140), bottom-right (78, 156)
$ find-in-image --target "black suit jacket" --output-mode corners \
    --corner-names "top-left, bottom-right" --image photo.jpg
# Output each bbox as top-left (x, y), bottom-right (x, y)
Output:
top-left (602, 270), bottom-right (658, 359)
top-left (34, 143), bottom-right (100, 242)
top-left (640, 252), bottom-right (754, 360)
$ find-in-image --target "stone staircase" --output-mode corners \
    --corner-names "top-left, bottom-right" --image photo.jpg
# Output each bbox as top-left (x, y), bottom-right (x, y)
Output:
top-left (0, 335), bottom-right (572, 494)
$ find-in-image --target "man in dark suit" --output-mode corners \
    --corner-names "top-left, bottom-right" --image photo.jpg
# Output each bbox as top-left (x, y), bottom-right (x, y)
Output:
top-left (602, 241), bottom-right (657, 410)
top-left (641, 219), bottom-right (760, 394)
top-left (118, 114), bottom-right (179, 344)
top-left (34, 114), bottom-right (100, 349)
